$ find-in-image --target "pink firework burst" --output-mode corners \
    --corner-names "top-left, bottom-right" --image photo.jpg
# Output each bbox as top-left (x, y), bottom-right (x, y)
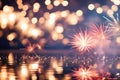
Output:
top-left (73, 67), bottom-right (99, 80)
top-left (90, 24), bottom-right (108, 40)
top-left (71, 31), bottom-right (96, 52)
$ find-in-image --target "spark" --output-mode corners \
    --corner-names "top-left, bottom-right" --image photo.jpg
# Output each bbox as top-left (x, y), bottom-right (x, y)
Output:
top-left (90, 24), bottom-right (111, 54)
top-left (90, 24), bottom-right (108, 40)
top-left (71, 31), bottom-right (96, 52)
top-left (103, 13), bottom-right (120, 33)
top-left (73, 67), bottom-right (99, 80)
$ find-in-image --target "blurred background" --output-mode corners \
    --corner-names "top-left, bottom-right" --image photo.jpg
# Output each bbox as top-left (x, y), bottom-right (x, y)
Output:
top-left (0, 0), bottom-right (118, 50)
top-left (0, 0), bottom-right (120, 80)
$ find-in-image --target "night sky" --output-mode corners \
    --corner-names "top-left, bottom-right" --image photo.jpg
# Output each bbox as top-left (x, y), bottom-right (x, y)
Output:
top-left (0, 0), bottom-right (119, 49)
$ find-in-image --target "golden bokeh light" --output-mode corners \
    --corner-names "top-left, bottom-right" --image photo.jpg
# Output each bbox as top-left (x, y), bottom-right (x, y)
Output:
top-left (0, 66), bottom-right (7, 80)
top-left (44, 12), bottom-right (50, 19)
top-left (107, 9), bottom-right (114, 16)
top-left (76, 10), bottom-right (83, 16)
top-left (53, 0), bottom-right (60, 6)
top-left (66, 13), bottom-right (78, 25)
top-left (23, 5), bottom-right (29, 11)
top-left (31, 74), bottom-right (37, 80)
top-left (8, 13), bottom-right (16, 26)
top-left (58, 33), bottom-right (64, 39)
top-left (116, 63), bottom-right (120, 69)
top-left (62, 0), bottom-right (69, 6)
top-left (29, 63), bottom-right (39, 71)
top-left (88, 4), bottom-right (95, 10)
top-left (61, 10), bottom-right (69, 17)
top-left (3, 5), bottom-right (14, 13)
top-left (33, 2), bottom-right (41, 12)
top-left (0, 13), bottom-right (8, 29)
top-left (31, 17), bottom-right (38, 24)
top-left (55, 66), bottom-right (63, 74)
top-left (111, 0), bottom-right (120, 5)
top-left (17, 0), bottom-right (23, 9)
top-left (20, 64), bottom-right (29, 80)
top-left (20, 22), bottom-right (28, 31)
top-left (62, 38), bottom-right (69, 45)
top-left (51, 32), bottom-right (59, 41)
top-left (7, 33), bottom-right (17, 41)
top-left (116, 37), bottom-right (120, 44)
top-left (39, 17), bottom-right (45, 24)
top-left (96, 7), bottom-right (103, 14)
top-left (47, 4), bottom-right (53, 10)
top-left (55, 25), bottom-right (64, 33)
top-left (30, 28), bottom-right (41, 38)
top-left (111, 5), bottom-right (118, 12)
top-left (45, 0), bottom-right (51, 5)
top-left (8, 52), bottom-right (14, 65)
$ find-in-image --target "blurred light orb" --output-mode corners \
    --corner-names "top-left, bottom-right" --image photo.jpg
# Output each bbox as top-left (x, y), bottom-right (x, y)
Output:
top-left (96, 7), bottom-right (103, 14)
top-left (102, 5), bottom-right (109, 12)
top-left (21, 65), bottom-right (28, 76)
top-left (23, 5), bottom-right (29, 11)
top-left (116, 37), bottom-right (120, 44)
top-left (111, 0), bottom-right (120, 5)
top-left (0, 15), bottom-right (8, 29)
top-left (45, 0), bottom-right (51, 5)
top-left (62, 1), bottom-right (68, 6)
top-left (29, 63), bottom-right (39, 71)
top-left (3, 5), bottom-right (14, 13)
top-left (62, 38), bottom-right (69, 45)
top-left (33, 2), bottom-right (40, 12)
top-left (61, 10), bottom-right (69, 17)
top-left (8, 13), bottom-right (16, 26)
top-left (7, 33), bottom-right (16, 41)
top-left (111, 5), bottom-right (118, 12)
top-left (39, 17), bottom-right (45, 24)
top-left (17, 0), bottom-right (23, 9)
top-left (52, 32), bottom-right (58, 40)
top-left (31, 29), bottom-right (40, 38)
top-left (31, 17), bottom-right (38, 24)
top-left (21, 22), bottom-right (28, 31)
top-left (53, 0), bottom-right (60, 6)
top-left (116, 63), bottom-right (120, 69)
top-left (58, 33), bottom-right (64, 39)
top-left (47, 4), bottom-right (53, 10)
top-left (20, 11), bottom-right (27, 17)
top-left (66, 14), bottom-right (78, 25)
top-left (76, 10), bottom-right (83, 16)
top-left (55, 25), bottom-right (64, 33)
top-left (88, 4), bottom-right (95, 10)
top-left (107, 9), bottom-right (114, 16)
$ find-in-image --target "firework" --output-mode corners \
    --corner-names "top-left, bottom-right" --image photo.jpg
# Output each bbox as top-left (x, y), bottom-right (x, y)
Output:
top-left (71, 31), bottom-right (96, 52)
top-left (73, 67), bottom-right (99, 80)
top-left (90, 24), bottom-right (111, 54)
top-left (103, 13), bottom-right (120, 34)
top-left (90, 24), bottom-right (108, 40)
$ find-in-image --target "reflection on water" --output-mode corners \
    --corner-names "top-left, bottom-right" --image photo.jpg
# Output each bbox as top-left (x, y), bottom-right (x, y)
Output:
top-left (0, 51), bottom-right (120, 80)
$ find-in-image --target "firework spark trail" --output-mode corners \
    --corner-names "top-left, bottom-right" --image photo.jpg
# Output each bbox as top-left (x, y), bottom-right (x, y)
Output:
top-left (73, 67), bottom-right (99, 80)
top-left (103, 13), bottom-right (120, 33)
top-left (71, 31), bottom-right (96, 52)
top-left (90, 24), bottom-right (111, 54)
